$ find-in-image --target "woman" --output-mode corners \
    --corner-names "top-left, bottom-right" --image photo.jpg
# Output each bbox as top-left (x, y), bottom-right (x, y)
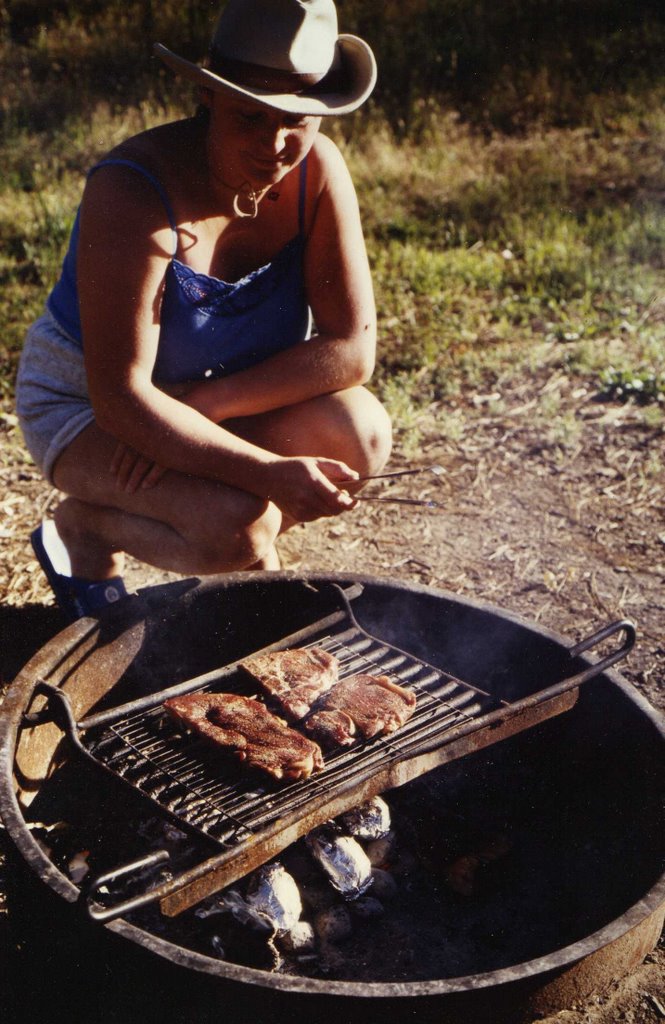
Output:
top-left (16, 0), bottom-right (392, 621)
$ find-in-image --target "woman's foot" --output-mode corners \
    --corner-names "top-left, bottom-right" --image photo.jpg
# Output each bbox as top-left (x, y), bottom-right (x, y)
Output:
top-left (31, 518), bottom-right (128, 622)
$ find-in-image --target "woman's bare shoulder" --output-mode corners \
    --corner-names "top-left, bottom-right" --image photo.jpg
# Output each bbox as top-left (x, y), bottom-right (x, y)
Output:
top-left (305, 133), bottom-right (359, 223)
top-left (105, 117), bottom-right (204, 178)
top-left (80, 118), bottom-right (204, 238)
top-left (78, 124), bottom-right (195, 254)
top-left (308, 132), bottom-right (352, 185)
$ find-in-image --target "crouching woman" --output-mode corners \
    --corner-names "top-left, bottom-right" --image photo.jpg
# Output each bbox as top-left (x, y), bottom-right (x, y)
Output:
top-left (16, 0), bottom-right (392, 620)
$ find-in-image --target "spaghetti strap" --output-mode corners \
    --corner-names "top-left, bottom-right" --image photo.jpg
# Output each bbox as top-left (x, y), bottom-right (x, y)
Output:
top-left (88, 158), bottom-right (179, 256)
top-left (298, 157), bottom-right (308, 235)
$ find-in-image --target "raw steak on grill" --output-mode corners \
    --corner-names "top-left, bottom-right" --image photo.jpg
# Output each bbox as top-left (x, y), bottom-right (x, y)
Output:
top-left (163, 692), bottom-right (324, 781)
top-left (305, 674), bottom-right (416, 747)
top-left (240, 646), bottom-right (339, 720)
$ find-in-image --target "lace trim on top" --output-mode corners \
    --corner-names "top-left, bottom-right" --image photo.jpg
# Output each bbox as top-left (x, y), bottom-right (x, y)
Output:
top-left (169, 234), bottom-right (304, 318)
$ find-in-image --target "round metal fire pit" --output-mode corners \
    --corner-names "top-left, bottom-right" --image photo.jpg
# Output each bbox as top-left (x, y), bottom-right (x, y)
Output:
top-left (1, 573), bottom-right (663, 1022)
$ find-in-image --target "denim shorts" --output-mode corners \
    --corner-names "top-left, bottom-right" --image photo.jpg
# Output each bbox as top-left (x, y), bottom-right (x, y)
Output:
top-left (15, 309), bottom-right (95, 484)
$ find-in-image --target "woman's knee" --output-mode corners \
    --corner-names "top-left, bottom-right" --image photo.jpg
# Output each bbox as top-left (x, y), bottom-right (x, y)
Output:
top-left (326, 386), bottom-right (393, 476)
top-left (226, 386), bottom-right (392, 475)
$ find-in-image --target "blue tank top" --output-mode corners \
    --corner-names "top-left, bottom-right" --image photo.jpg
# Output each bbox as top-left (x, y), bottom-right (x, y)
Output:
top-left (47, 158), bottom-right (311, 384)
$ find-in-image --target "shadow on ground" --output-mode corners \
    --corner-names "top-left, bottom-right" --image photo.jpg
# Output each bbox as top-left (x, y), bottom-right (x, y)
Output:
top-left (0, 603), bottom-right (66, 685)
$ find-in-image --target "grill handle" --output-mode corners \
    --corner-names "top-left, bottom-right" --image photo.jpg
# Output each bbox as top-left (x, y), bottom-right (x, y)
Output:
top-left (564, 618), bottom-right (636, 684)
top-left (85, 850), bottom-right (171, 923)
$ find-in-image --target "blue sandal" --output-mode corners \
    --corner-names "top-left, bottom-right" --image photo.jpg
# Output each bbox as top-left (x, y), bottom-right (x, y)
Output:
top-left (31, 520), bottom-right (128, 622)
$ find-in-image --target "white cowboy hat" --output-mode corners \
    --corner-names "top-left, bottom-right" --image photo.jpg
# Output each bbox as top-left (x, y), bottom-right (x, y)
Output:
top-left (154, 0), bottom-right (377, 116)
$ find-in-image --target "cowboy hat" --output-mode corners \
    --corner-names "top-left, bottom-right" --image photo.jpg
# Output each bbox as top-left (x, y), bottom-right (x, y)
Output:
top-left (154, 0), bottom-right (377, 116)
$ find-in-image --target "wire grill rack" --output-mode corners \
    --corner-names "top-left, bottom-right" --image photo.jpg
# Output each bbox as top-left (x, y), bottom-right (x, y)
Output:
top-left (31, 585), bottom-right (632, 918)
top-left (82, 621), bottom-right (497, 847)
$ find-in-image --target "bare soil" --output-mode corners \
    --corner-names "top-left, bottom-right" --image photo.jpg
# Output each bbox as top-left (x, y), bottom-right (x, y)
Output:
top-left (0, 369), bottom-right (663, 1022)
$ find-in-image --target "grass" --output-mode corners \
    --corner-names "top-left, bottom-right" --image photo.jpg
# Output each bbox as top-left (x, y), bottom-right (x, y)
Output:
top-left (1, 4), bottom-right (664, 459)
top-left (330, 105), bottom-right (665, 444)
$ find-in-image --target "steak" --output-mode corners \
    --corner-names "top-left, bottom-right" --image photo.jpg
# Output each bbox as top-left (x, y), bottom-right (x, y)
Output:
top-left (304, 709), bottom-right (358, 747)
top-left (305, 674), bottom-right (416, 747)
top-left (164, 692), bottom-right (324, 781)
top-left (240, 646), bottom-right (339, 720)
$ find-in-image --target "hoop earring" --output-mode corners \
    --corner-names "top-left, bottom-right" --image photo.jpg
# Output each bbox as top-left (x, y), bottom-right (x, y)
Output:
top-left (233, 188), bottom-right (260, 219)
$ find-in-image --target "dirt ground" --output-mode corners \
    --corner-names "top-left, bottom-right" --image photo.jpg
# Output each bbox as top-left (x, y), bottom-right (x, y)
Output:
top-left (0, 368), bottom-right (663, 1022)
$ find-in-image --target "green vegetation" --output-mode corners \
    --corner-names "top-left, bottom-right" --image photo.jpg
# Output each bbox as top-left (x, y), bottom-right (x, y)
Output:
top-left (1, 0), bottom-right (664, 459)
top-left (335, 108), bottom-right (665, 436)
top-left (599, 366), bottom-right (665, 406)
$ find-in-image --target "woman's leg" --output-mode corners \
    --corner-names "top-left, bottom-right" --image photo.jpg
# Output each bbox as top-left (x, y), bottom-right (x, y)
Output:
top-left (226, 385), bottom-right (392, 541)
top-left (226, 386), bottom-right (393, 478)
top-left (51, 423), bottom-right (281, 579)
top-left (49, 385), bottom-right (391, 580)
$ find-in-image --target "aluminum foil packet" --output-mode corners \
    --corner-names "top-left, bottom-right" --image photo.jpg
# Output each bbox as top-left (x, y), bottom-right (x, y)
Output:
top-left (245, 862), bottom-right (303, 934)
top-left (339, 796), bottom-right (391, 840)
top-left (196, 889), bottom-right (274, 934)
top-left (306, 827), bottom-right (373, 900)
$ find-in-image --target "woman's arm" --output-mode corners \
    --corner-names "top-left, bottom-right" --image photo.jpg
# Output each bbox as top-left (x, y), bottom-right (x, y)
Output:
top-left (182, 134), bottom-right (377, 424)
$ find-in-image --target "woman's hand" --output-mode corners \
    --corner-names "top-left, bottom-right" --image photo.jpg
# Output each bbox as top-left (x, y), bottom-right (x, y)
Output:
top-left (263, 457), bottom-right (358, 523)
top-left (110, 442), bottom-right (167, 493)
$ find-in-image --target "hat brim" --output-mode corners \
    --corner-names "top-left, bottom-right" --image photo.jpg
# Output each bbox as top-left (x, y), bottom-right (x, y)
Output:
top-left (154, 35), bottom-right (376, 116)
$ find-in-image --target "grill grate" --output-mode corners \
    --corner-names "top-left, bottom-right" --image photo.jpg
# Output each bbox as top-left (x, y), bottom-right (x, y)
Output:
top-left (32, 587), bottom-right (632, 918)
top-left (82, 622), bottom-right (497, 848)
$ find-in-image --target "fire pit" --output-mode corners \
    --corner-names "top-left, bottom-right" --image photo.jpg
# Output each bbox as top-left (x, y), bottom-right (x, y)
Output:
top-left (1, 572), bottom-right (663, 1022)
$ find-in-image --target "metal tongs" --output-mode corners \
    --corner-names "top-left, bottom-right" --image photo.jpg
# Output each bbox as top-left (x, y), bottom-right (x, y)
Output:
top-left (353, 465), bottom-right (445, 509)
